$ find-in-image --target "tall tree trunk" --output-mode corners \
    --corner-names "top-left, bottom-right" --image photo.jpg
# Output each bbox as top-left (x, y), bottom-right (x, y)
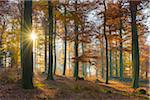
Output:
top-left (73, 0), bottom-right (79, 80)
top-left (130, 1), bottom-right (140, 88)
top-left (103, 0), bottom-right (109, 84)
top-left (22, 0), bottom-right (33, 89)
top-left (53, 13), bottom-right (57, 75)
top-left (109, 27), bottom-right (112, 79)
top-left (47, 1), bottom-right (54, 80)
top-left (119, 19), bottom-right (124, 81)
top-left (115, 42), bottom-right (118, 77)
top-left (101, 38), bottom-right (104, 78)
top-left (63, 5), bottom-right (67, 75)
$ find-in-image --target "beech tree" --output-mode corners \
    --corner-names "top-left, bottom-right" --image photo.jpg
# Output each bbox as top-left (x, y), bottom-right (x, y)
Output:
top-left (47, 0), bottom-right (54, 80)
top-left (22, 0), bottom-right (33, 89)
top-left (129, 1), bottom-right (140, 88)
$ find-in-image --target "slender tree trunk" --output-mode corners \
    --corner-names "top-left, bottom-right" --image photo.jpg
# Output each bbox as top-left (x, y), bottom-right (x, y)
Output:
top-left (22, 1), bottom-right (33, 89)
top-left (101, 38), bottom-right (104, 78)
top-left (119, 18), bottom-right (124, 81)
top-left (130, 1), bottom-right (140, 88)
top-left (53, 14), bottom-right (57, 75)
top-left (109, 27), bottom-right (112, 79)
top-left (115, 42), bottom-right (118, 77)
top-left (68, 42), bottom-right (71, 75)
top-left (63, 5), bottom-right (67, 75)
top-left (81, 43), bottom-right (85, 78)
top-left (103, 0), bottom-right (109, 84)
top-left (73, 0), bottom-right (79, 80)
top-left (47, 1), bottom-right (54, 80)
top-left (109, 50), bottom-right (112, 79)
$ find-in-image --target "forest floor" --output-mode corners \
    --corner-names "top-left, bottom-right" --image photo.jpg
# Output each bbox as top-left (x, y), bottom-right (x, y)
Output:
top-left (0, 69), bottom-right (149, 100)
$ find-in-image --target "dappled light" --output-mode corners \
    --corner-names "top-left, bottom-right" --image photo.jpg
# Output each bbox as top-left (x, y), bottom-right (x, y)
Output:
top-left (0, 0), bottom-right (149, 100)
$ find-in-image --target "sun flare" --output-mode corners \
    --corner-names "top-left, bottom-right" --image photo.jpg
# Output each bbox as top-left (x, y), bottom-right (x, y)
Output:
top-left (31, 32), bottom-right (37, 41)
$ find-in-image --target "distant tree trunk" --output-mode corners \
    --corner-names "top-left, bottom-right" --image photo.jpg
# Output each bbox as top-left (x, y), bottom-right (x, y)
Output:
top-left (53, 13), bottom-right (57, 75)
top-left (101, 38), bottom-right (104, 78)
top-left (96, 67), bottom-right (98, 80)
top-left (4, 53), bottom-right (6, 68)
top-left (68, 42), bottom-right (71, 75)
top-left (119, 18), bottom-right (124, 81)
top-left (81, 43), bottom-right (85, 78)
top-left (22, 1), bottom-right (33, 89)
top-left (63, 5), bottom-right (67, 76)
top-left (47, 1), bottom-right (54, 80)
top-left (130, 1), bottom-right (140, 88)
top-left (109, 49), bottom-right (112, 79)
top-left (115, 42), bottom-right (118, 77)
top-left (109, 27), bottom-right (112, 79)
top-left (103, 0), bottom-right (109, 84)
top-left (73, 0), bottom-right (79, 80)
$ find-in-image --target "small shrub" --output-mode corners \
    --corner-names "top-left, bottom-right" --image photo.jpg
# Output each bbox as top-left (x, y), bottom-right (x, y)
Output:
top-left (137, 89), bottom-right (147, 95)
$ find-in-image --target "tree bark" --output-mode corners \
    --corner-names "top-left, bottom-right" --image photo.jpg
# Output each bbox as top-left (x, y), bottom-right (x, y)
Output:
top-left (63, 5), bottom-right (67, 76)
top-left (103, 0), bottom-right (109, 84)
top-left (73, 0), bottom-right (79, 80)
top-left (22, 0), bottom-right (33, 89)
top-left (130, 1), bottom-right (140, 88)
top-left (47, 1), bottom-right (54, 80)
top-left (53, 13), bottom-right (57, 75)
top-left (109, 27), bottom-right (112, 79)
top-left (119, 18), bottom-right (124, 81)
